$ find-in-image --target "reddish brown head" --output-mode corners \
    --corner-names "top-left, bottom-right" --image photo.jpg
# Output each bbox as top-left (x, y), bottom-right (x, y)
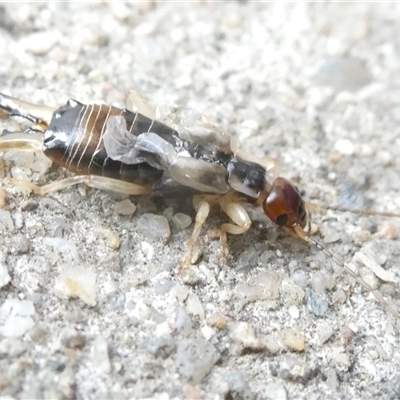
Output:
top-left (263, 177), bottom-right (307, 229)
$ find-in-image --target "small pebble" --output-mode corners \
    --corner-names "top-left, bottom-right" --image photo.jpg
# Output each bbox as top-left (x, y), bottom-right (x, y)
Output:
top-left (171, 284), bottom-right (190, 302)
top-left (175, 337), bottom-right (220, 384)
top-left (186, 293), bottom-right (205, 320)
top-left (263, 335), bottom-right (280, 354)
top-left (0, 260), bottom-right (10, 288)
top-left (145, 334), bottom-right (176, 359)
top-left (312, 57), bottom-right (372, 92)
top-left (20, 31), bottom-right (58, 55)
top-left (306, 288), bottom-right (329, 317)
top-left (12, 210), bottom-right (23, 230)
top-left (91, 336), bottom-right (111, 374)
top-left (0, 188), bottom-right (7, 208)
top-left (94, 226), bottom-right (120, 249)
top-left (339, 325), bottom-right (355, 345)
top-left (230, 322), bottom-right (266, 352)
top-left (0, 338), bottom-right (28, 358)
top-left (332, 288), bottom-right (347, 305)
top-left (288, 306), bottom-right (300, 319)
top-left (206, 312), bottom-right (227, 329)
top-left (181, 267), bottom-right (202, 286)
top-left (109, 1), bottom-right (131, 20)
top-left (174, 307), bottom-right (193, 336)
top-left (162, 206), bottom-right (174, 220)
top-left (236, 248), bottom-right (258, 270)
top-left (0, 299), bottom-right (35, 337)
top-left (54, 266), bottom-right (97, 306)
top-left (20, 199), bottom-right (38, 212)
top-left (9, 234), bottom-right (30, 254)
top-left (201, 325), bottom-right (215, 341)
top-left (279, 328), bottom-right (305, 352)
top-left (278, 356), bottom-right (311, 383)
top-left (317, 323), bottom-right (335, 344)
top-left (137, 213), bottom-right (170, 241)
top-left (26, 255), bottom-right (48, 274)
top-left (377, 222), bottom-right (397, 240)
top-left (280, 280), bottom-right (305, 305)
top-left (263, 382), bottom-right (287, 400)
top-left (47, 217), bottom-right (69, 238)
top-left (224, 370), bottom-right (256, 400)
top-left (334, 139), bottom-right (354, 155)
top-left (311, 271), bottom-right (335, 294)
top-left (171, 212), bottom-right (192, 231)
top-left (114, 199), bottom-right (137, 216)
top-left (153, 277), bottom-right (173, 295)
top-left (291, 270), bottom-right (308, 288)
top-left (354, 250), bottom-right (396, 283)
top-left (43, 237), bottom-right (79, 262)
top-left (0, 209), bottom-right (14, 231)
top-left (235, 270), bottom-right (281, 305)
top-left (60, 329), bottom-right (87, 349)
top-left (325, 368), bottom-right (339, 392)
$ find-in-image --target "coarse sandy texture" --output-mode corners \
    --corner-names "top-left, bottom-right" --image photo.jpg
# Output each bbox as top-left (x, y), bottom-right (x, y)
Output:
top-left (0, 2), bottom-right (400, 400)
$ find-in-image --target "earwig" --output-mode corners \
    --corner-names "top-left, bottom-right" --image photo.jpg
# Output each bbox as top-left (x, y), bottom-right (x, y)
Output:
top-left (0, 91), bottom-right (399, 318)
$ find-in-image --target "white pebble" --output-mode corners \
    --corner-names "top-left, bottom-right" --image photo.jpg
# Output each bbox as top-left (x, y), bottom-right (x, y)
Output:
top-left (288, 305), bottom-right (300, 319)
top-left (334, 139), bottom-right (354, 155)
top-left (54, 266), bottom-right (97, 306)
top-left (137, 213), bottom-right (170, 241)
top-left (171, 213), bottom-right (192, 231)
top-left (114, 199), bottom-right (137, 216)
top-left (201, 325), bottom-right (216, 341)
top-left (0, 259), bottom-right (10, 288)
top-left (230, 322), bottom-right (265, 351)
top-left (0, 209), bottom-right (14, 231)
top-left (20, 31), bottom-right (59, 55)
top-left (0, 299), bottom-right (35, 337)
top-left (91, 336), bottom-right (111, 373)
top-left (186, 293), bottom-right (205, 320)
top-left (279, 328), bottom-right (305, 352)
top-left (317, 323), bottom-right (335, 344)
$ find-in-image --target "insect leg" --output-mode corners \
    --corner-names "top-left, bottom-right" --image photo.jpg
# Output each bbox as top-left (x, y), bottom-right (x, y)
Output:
top-left (218, 196), bottom-right (252, 257)
top-left (125, 89), bottom-right (156, 120)
top-left (0, 132), bottom-right (43, 152)
top-left (265, 157), bottom-right (281, 180)
top-left (181, 198), bottom-right (211, 269)
top-left (4, 175), bottom-right (151, 196)
top-left (0, 92), bottom-right (56, 128)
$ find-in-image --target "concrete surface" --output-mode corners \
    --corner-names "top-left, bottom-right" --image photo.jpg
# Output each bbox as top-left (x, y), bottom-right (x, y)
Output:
top-left (0, 2), bottom-right (399, 400)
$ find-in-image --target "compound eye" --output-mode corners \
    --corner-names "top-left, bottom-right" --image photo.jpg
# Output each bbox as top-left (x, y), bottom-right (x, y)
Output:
top-left (275, 213), bottom-right (289, 227)
top-left (263, 177), bottom-right (307, 228)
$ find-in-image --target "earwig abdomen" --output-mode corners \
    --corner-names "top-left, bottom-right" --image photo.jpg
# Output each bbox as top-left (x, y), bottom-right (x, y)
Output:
top-left (43, 100), bottom-right (177, 184)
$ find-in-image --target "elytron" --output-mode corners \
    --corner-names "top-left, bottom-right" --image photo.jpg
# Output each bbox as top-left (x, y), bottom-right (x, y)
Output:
top-left (0, 90), bottom-right (398, 318)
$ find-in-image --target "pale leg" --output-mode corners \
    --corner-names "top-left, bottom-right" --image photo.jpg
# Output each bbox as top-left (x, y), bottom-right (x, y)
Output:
top-left (125, 89), bottom-right (156, 120)
top-left (4, 175), bottom-right (151, 196)
top-left (181, 199), bottom-right (210, 269)
top-left (0, 92), bottom-right (56, 127)
top-left (218, 198), bottom-right (252, 257)
top-left (0, 132), bottom-right (43, 152)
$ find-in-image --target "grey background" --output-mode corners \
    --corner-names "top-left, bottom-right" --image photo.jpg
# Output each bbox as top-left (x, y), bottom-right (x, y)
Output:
top-left (0, 2), bottom-right (399, 400)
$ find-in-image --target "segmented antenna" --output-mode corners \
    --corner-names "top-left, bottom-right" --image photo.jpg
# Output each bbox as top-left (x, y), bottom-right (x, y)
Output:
top-left (307, 235), bottom-right (400, 319)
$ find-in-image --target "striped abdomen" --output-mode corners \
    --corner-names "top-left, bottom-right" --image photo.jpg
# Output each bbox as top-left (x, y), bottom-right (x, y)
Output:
top-left (43, 100), bottom-right (175, 184)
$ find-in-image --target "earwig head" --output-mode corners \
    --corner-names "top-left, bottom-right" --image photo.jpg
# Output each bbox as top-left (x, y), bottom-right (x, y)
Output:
top-left (263, 177), bottom-right (307, 229)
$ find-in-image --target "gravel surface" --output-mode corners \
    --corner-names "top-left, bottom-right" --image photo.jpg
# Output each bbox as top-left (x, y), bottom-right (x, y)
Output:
top-left (0, 2), bottom-right (400, 400)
